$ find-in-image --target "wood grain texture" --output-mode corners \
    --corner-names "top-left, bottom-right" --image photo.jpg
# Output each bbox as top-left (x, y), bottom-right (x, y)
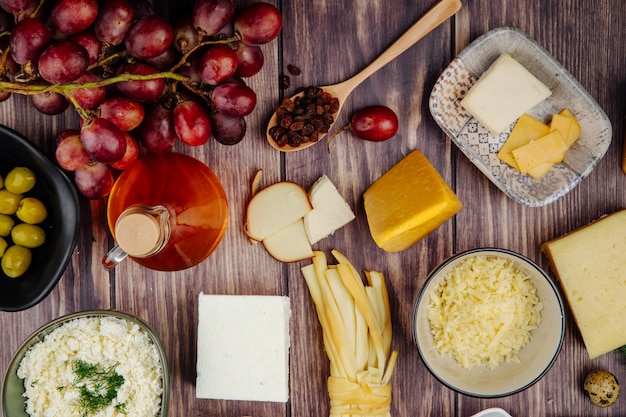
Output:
top-left (1, 1), bottom-right (626, 417)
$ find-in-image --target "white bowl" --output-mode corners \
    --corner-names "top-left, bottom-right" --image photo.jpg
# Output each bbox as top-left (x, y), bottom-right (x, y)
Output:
top-left (412, 248), bottom-right (565, 397)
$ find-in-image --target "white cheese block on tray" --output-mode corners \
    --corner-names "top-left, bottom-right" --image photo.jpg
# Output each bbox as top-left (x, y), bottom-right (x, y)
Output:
top-left (196, 293), bottom-right (291, 402)
top-left (460, 53), bottom-right (552, 135)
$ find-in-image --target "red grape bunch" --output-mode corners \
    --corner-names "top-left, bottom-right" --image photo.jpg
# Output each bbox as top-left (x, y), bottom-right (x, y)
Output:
top-left (0, 0), bottom-right (283, 199)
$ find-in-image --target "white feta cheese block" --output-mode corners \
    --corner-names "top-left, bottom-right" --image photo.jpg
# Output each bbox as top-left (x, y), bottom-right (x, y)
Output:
top-left (303, 175), bottom-right (356, 244)
top-left (460, 53), bottom-right (552, 135)
top-left (196, 293), bottom-right (291, 402)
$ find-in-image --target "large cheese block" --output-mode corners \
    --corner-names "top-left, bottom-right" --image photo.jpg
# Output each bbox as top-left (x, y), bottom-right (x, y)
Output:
top-left (460, 53), bottom-right (552, 135)
top-left (363, 150), bottom-right (463, 252)
top-left (541, 210), bottom-right (626, 359)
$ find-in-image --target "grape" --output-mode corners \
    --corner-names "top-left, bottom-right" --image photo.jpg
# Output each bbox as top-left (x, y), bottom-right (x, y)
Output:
top-left (38, 40), bottom-right (89, 84)
top-left (128, 0), bottom-right (154, 19)
top-left (109, 132), bottom-right (139, 170)
top-left (74, 161), bottom-right (114, 199)
top-left (138, 105), bottom-right (177, 153)
top-left (211, 83), bottom-right (257, 116)
top-left (234, 43), bottom-right (264, 77)
top-left (234, 2), bottom-right (282, 45)
top-left (98, 97), bottom-right (145, 131)
top-left (349, 105), bottom-right (398, 141)
top-left (0, 0), bottom-right (35, 15)
top-left (193, 0), bottom-right (235, 36)
top-left (116, 62), bottom-right (166, 102)
top-left (71, 72), bottom-right (107, 109)
top-left (55, 131), bottom-right (91, 171)
top-left (56, 128), bottom-right (80, 145)
top-left (173, 17), bottom-right (199, 54)
top-left (209, 111), bottom-right (246, 145)
top-left (199, 44), bottom-right (238, 85)
top-left (143, 45), bottom-right (178, 70)
top-left (30, 91), bottom-right (69, 115)
top-left (94, 0), bottom-right (134, 46)
top-left (80, 117), bottom-right (127, 163)
top-left (51, 0), bottom-right (98, 36)
top-left (176, 53), bottom-right (202, 83)
top-left (70, 30), bottom-right (102, 65)
top-left (125, 15), bottom-right (174, 59)
top-left (9, 17), bottom-right (51, 65)
top-left (173, 100), bottom-right (211, 146)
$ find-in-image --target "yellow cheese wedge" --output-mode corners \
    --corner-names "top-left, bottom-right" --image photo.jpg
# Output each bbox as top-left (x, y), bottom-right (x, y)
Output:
top-left (541, 210), bottom-right (626, 359)
top-left (511, 131), bottom-right (568, 174)
top-left (363, 150), bottom-right (463, 252)
top-left (497, 114), bottom-right (550, 169)
top-left (460, 53), bottom-right (552, 135)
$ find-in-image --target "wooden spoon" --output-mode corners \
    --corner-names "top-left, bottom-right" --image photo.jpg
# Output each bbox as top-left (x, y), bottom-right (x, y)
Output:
top-left (266, 0), bottom-right (462, 152)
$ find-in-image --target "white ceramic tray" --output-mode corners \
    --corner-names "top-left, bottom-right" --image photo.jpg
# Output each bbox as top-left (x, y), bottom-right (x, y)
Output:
top-left (429, 27), bottom-right (612, 207)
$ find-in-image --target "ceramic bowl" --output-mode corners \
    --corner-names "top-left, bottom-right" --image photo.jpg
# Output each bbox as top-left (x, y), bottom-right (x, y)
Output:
top-left (0, 126), bottom-right (79, 311)
top-left (2, 310), bottom-right (170, 417)
top-left (412, 248), bottom-right (565, 397)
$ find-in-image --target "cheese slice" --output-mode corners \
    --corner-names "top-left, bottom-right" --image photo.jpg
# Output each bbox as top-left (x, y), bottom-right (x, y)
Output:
top-left (497, 114), bottom-right (550, 169)
top-left (363, 150), bottom-right (463, 252)
top-left (303, 175), bottom-right (356, 245)
top-left (551, 110), bottom-right (582, 147)
top-left (196, 293), bottom-right (291, 401)
top-left (511, 131), bottom-right (568, 174)
top-left (541, 210), bottom-right (626, 359)
top-left (460, 53), bottom-right (552, 135)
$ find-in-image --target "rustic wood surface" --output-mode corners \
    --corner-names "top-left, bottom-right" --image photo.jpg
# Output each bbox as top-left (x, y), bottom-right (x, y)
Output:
top-left (2, 0), bottom-right (626, 416)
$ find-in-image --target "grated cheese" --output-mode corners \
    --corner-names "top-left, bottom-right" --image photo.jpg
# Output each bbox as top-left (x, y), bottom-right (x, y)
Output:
top-left (427, 255), bottom-right (543, 369)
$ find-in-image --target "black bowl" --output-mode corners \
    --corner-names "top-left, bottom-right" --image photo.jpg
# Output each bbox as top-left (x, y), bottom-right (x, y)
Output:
top-left (0, 125), bottom-right (79, 311)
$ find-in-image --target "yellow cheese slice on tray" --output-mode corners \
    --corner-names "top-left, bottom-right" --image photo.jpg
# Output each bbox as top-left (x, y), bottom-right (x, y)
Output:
top-left (511, 131), bottom-right (568, 174)
top-left (497, 114), bottom-right (550, 169)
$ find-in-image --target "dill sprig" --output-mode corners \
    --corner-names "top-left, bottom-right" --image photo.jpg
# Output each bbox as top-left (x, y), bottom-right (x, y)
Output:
top-left (69, 359), bottom-right (127, 417)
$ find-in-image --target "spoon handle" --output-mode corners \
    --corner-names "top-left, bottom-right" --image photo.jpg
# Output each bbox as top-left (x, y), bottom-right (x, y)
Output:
top-left (342, 0), bottom-right (462, 92)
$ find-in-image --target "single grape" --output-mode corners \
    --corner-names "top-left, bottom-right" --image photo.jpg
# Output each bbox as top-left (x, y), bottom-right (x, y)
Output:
top-left (109, 132), bottom-right (139, 170)
top-left (176, 53), bottom-right (202, 83)
top-left (56, 128), bottom-right (80, 145)
top-left (38, 40), bottom-right (89, 84)
top-left (349, 105), bottom-right (399, 141)
top-left (98, 97), bottom-right (145, 131)
top-left (199, 44), bottom-right (238, 85)
top-left (143, 45), bottom-right (178, 70)
top-left (94, 0), bottom-right (134, 45)
top-left (234, 2), bottom-right (282, 45)
top-left (193, 0), bottom-right (235, 36)
top-left (74, 161), bottom-right (114, 199)
top-left (173, 16), bottom-right (199, 54)
top-left (55, 131), bottom-right (91, 171)
top-left (80, 117), bottom-right (127, 163)
top-left (70, 30), bottom-right (102, 65)
top-left (51, 0), bottom-right (98, 35)
top-left (0, 0), bottom-right (35, 15)
top-left (209, 111), bottom-right (246, 145)
top-left (128, 0), bottom-right (154, 19)
top-left (125, 15), bottom-right (174, 59)
top-left (71, 72), bottom-right (107, 109)
top-left (116, 62), bottom-right (166, 102)
top-left (138, 105), bottom-right (177, 153)
top-left (234, 43), bottom-right (264, 77)
top-left (211, 83), bottom-right (257, 117)
top-left (30, 91), bottom-right (69, 115)
top-left (9, 17), bottom-right (51, 66)
top-left (173, 100), bottom-right (211, 146)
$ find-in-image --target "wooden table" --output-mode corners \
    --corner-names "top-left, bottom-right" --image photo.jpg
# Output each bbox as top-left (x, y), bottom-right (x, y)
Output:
top-left (2, 0), bottom-right (626, 416)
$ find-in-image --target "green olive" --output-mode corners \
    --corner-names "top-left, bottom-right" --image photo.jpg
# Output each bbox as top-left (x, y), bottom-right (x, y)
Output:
top-left (16, 197), bottom-right (47, 224)
top-left (5, 167), bottom-right (36, 194)
top-left (11, 223), bottom-right (45, 248)
top-left (0, 189), bottom-right (22, 215)
top-left (1, 245), bottom-right (31, 278)
top-left (0, 214), bottom-right (14, 237)
top-left (0, 236), bottom-right (7, 257)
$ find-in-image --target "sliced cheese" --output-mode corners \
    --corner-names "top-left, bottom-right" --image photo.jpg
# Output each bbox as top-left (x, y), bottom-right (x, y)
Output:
top-left (551, 110), bottom-right (582, 147)
top-left (497, 114), bottom-right (550, 169)
top-left (363, 150), bottom-right (463, 252)
top-left (460, 53), bottom-right (552, 135)
top-left (303, 175), bottom-right (356, 245)
top-left (541, 210), bottom-right (626, 359)
top-left (262, 218), bottom-right (313, 262)
top-left (526, 162), bottom-right (554, 180)
top-left (511, 131), bottom-right (568, 174)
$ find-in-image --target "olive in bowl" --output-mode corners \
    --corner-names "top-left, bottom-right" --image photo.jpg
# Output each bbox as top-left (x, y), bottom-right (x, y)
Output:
top-left (0, 125), bottom-right (79, 311)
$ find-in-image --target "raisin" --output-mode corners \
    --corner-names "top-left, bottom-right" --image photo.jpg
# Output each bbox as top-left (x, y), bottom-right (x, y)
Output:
top-left (287, 64), bottom-right (301, 76)
top-left (280, 75), bottom-right (291, 89)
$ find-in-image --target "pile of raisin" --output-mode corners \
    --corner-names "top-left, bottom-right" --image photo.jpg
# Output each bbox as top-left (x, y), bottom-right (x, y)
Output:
top-left (269, 86), bottom-right (340, 147)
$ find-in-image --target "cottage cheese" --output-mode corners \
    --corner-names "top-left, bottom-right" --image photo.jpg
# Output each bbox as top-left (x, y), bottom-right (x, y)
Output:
top-left (427, 255), bottom-right (543, 369)
top-left (17, 316), bottom-right (163, 417)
